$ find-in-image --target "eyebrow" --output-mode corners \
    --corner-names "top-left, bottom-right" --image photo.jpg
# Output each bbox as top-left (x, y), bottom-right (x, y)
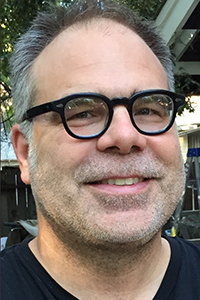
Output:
top-left (84, 88), bottom-right (140, 99)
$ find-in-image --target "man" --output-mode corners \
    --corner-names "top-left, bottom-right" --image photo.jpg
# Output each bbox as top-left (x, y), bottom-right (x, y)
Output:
top-left (2, 1), bottom-right (200, 299)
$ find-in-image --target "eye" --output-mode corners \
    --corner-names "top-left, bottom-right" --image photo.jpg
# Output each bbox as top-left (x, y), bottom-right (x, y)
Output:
top-left (65, 97), bottom-right (109, 128)
top-left (135, 108), bottom-right (160, 116)
top-left (66, 109), bottom-right (101, 127)
top-left (76, 111), bottom-right (91, 119)
top-left (67, 109), bottom-right (97, 120)
top-left (133, 94), bottom-right (173, 119)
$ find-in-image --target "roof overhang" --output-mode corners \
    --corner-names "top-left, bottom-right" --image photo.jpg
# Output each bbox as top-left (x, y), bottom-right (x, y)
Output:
top-left (156, 0), bottom-right (200, 83)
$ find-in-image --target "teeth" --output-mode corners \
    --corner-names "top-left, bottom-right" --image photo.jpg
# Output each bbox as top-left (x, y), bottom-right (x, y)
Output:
top-left (102, 178), bottom-right (143, 186)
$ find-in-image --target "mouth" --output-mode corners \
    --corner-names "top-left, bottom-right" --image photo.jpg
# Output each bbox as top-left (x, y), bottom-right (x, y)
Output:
top-left (92, 177), bottom-right (147, 186)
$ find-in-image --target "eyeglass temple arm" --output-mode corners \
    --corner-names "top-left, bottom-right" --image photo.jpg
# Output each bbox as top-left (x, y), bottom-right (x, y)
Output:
top-left (22, 102), bottom-right (54, 121)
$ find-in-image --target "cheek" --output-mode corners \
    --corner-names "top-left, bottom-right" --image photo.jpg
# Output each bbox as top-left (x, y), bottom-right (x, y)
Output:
top-left (56, 140), bottom-right (96, 168)
top-left (33, 125), bottom-right (96, 168)
top-left (147, 130), bottom-right (182, 165)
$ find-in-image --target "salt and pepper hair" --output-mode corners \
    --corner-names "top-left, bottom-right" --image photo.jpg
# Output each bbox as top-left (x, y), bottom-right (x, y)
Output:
top-left (10, 0), bottom-right (174, 140)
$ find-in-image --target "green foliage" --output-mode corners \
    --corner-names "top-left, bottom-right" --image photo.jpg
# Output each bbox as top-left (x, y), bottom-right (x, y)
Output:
top-left (122, 0), bottom-right (166, 20)
top-left (175, 73), bottom-right (200, 115)
top-left (1, 0), bottom-right (57, 137)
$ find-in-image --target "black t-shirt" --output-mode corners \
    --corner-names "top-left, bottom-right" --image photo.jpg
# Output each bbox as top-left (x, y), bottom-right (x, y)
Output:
top-left (1, 236), bottom-right (200, 300)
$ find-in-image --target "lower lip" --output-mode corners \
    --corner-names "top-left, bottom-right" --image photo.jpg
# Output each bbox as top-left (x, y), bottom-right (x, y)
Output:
top-left (89, 179), bottom-right (150, 195)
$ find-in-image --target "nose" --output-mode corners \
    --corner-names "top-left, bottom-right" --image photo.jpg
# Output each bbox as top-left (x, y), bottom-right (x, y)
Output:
top-left (97, 106), bottom-right (147, 154)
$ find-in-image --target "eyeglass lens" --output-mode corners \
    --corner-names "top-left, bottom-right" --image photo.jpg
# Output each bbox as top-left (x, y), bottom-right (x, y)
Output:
top-left (132, 94), bottom-right (173, 133)
top-left (65, 97), bottom-right (109, 136)
top-left (64, 94), bottom-right (174, 137)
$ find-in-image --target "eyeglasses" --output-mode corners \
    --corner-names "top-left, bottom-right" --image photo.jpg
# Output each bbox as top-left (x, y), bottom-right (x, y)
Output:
top-left (22, 89), bottom-right (185, 139)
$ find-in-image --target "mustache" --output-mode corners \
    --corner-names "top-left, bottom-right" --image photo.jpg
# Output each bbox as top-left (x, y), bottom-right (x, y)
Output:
top-left (74, 151), bottom-right (166, 183)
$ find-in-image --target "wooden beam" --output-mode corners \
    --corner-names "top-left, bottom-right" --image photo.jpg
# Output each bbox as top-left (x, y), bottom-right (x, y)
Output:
top-left (156, 0), bottom-right (199, 45)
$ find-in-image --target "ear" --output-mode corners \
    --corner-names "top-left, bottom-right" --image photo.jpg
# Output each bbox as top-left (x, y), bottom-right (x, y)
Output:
top-left (12, 124), bottom-right (31, 185)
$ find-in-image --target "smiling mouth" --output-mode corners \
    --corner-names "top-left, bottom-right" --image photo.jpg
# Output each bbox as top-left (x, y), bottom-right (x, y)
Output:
top-left (94, 177), bottom-right (146, 186)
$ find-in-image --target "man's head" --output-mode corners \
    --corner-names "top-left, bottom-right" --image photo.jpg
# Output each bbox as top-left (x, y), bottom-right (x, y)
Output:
top-left (10, 0), bottom-right (175, 140)
top-left (11, 0), bottom-right (185, 252)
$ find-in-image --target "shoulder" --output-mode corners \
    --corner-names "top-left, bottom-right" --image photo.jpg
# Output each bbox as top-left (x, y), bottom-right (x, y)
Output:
top-left (1, 238), bottom-right (31, 271)
top-left (1, 239), bottom-right (76, 300)
top-left (159, 236), bottom-right (200, 299)
top-left (165, 235), bottom-right (200, 267)
top-left (1, 239), bottom-right (34, 300)
top-left (1, 238), bottom-right (31, 266)
top-left (166, 236), bottom-right (200, 287)
top-left (1, 242), bottom-right (22, 268)
top-left (166, 235), bottom-right (200, 257)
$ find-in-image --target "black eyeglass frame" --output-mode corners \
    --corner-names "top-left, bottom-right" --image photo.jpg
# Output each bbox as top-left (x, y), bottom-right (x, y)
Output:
top-left (22, 89), bottom-right (185, 139)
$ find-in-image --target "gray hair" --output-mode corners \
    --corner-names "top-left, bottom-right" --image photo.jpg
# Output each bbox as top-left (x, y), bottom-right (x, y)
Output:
top-left (10, 0), bottom-right (174, 140)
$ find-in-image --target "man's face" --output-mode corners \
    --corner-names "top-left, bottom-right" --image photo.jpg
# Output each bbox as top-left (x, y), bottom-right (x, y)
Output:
top-left (26, 20), bottom-right (185, 247)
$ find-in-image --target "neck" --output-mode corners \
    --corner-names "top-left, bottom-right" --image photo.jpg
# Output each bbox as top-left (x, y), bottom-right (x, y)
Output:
top-left (29, 216), bottom-right (171, 300)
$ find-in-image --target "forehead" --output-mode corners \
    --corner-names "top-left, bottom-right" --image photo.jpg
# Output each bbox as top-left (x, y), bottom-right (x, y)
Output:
top-left (32, 19), bottom-right (168, 102)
